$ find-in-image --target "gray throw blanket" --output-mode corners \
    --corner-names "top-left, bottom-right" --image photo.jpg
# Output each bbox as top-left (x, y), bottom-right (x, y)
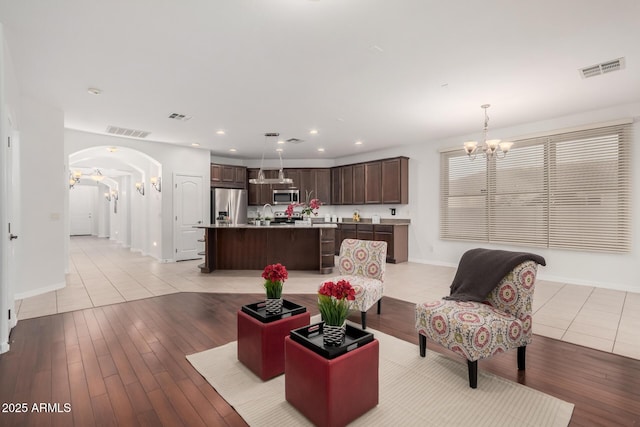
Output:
top-left (444, 248), bottom-right (546, 302)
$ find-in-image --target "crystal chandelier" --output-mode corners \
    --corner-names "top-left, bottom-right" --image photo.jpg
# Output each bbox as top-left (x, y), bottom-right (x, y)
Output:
top-left (463, 104), bottom-right (513, 160)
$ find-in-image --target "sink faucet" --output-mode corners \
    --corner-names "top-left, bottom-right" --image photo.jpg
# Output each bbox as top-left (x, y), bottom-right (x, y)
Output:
top-left (262, 203), bottom-right (274, 219)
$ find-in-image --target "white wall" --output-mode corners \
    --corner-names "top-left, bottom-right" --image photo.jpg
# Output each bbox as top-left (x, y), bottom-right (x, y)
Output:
top-left (65, 129), bottom-right (211, 261)
top-left (15, 96), bottom-right (66, 298)
top-left (322, 103), bottom-right (640, 292)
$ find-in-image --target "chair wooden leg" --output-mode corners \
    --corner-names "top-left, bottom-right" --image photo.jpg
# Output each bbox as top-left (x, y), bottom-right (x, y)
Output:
top-left (377, 299), bottom-right (382, 314)
top-left (467, 360), bottom-right (478, 389)
top-left (518, 346), bottom-right (526, 370)
top-left (361, 311), bottom-right (367, 330)
top-left (419, 334), bottom-right (426, 357)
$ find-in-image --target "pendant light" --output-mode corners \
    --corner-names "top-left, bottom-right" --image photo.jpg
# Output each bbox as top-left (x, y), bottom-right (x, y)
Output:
top-left (249, 133), bottom-right (293, 185)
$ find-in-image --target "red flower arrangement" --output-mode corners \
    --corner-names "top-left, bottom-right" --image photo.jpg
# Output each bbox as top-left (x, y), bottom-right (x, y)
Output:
top-left (318, 279), bottom-right (356, 326)
top-left (262, 263), bottom-right (288, 298)
top-left (286, 190), bottom-right (322, 219)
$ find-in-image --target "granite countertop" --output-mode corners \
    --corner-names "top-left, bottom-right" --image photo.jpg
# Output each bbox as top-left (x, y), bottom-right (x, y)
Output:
top-left (335, 218), bottom-right (411, 226)
top-left (197, 223), bottom-right (338, 229)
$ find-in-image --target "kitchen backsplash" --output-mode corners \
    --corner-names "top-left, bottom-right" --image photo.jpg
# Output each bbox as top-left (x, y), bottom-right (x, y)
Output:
top-left (248, 204), bottom-right (411, 220)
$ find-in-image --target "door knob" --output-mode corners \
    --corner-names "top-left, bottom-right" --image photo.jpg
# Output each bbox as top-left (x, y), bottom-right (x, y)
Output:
top-left (9, 233), bottom-right (18, 240)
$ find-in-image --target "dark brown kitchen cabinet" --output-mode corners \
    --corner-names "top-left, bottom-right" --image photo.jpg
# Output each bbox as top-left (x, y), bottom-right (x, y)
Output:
top-left (365, 161), bottom-right (382, 204)
top-left (211, 164), bottom-right (222, 182)
top-left (315, 169), bottom-right (331, 204)
top-left (381, 157), bottom-right (409, 204)
top-left (211, 164), bottom-right (247, 189)
top-left (373, 226), bottom-right (393, 262)
top-left (330, 156), bottom-right (409, 205)
top-left (235, 167), bottom-right (247, 186)
top-left (338, 224), bottom-right (358, 255)
top-left (331, 168), bottom-right (342, 205)
top-left (353, 164), bottom-right (365, 204)
top-left (221, 166), bottom-right (235, 182)
top-left (342, 166), bottom-right (354, 205)
top-left (356, 224), bottom-right (374, 240)
top-left (334, 223), bottom-right (408, 263)
top-left (248, 169), bottom-right (277, 205)
top-left (375, 224), bottom-right (408, 263)
top-left (298, 169), bottom-right (314, 199)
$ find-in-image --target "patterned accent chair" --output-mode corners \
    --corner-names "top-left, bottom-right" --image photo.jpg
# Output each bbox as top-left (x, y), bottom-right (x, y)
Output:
top-left (326, 239), bottom-right (388, 329)
top-left (415, 261), bottom-right (538, 388)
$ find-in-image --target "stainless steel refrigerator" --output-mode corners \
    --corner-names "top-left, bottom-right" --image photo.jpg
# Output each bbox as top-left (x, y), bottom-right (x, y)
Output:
top-left (212, 188), bottom-right (248, 225)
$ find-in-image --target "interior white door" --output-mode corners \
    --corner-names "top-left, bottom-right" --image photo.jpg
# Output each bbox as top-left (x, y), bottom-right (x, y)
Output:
top-left (69, 186), bottom-right (94, 235)
top-left (3, 127), bottom-right (20, 349)
top-left (174, 174), bottom-right (204, 261)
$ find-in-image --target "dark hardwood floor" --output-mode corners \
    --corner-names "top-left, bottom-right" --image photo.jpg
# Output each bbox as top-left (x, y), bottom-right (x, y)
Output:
top-left (1, 293), bottom-right (639, 426)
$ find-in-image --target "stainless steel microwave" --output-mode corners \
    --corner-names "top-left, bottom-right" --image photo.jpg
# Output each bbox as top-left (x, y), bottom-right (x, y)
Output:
top-left (273, 189), bottom-right (299, 205)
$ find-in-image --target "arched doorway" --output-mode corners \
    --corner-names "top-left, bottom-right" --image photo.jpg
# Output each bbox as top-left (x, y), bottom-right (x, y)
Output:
top-left (67, 146), bottom-right (163, 259)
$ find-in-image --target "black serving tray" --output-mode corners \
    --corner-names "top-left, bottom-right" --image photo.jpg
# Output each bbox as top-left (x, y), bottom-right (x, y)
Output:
top-left (289, 322), bottom-right (374, 359)
top-left (241, 299), bottom-right (306, 323)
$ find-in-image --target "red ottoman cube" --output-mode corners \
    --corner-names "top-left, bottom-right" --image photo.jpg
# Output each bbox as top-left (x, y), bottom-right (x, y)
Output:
top-left (285, 336), bottom-right (379, 427)
top-left (237, 309), bottom-right (310, 381)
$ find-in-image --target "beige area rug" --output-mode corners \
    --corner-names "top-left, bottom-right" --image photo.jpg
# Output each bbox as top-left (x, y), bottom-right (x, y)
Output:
top-left (187, 325), bottom-right (574, 427)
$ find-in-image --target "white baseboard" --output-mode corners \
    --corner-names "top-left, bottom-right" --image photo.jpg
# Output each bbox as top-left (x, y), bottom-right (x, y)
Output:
top-left (408, 257), bottom-right (457, 268)
top-left (15, 281), bottom-right (66, 300)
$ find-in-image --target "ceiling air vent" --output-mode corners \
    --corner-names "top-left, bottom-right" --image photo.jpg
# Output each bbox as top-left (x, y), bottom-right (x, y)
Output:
top-left (106, 126), bottom-right (150, 139)
top-left (579, 57), bottom-right (625, 79)
top-left (286, 138), bottom-right (304, 144)
top-left (168, 112), bottom-right (192, 121)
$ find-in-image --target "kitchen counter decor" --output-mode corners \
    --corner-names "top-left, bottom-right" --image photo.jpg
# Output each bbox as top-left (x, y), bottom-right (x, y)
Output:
top-left (318, 279), bottom-right (356, 346)
top-left (287, 190), bottom-right (322, 225)
top-left (263, 263), bottom-right (288, 314)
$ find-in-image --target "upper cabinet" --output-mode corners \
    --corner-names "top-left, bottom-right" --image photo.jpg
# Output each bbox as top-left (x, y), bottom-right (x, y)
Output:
top-left (246, 168), bottom-right (331, 206)
top-left (211, 164), bottom-right (247, 189)
top-left (315, 169), bottom-right (331, 204)
top-left (341, 165), bottom-right (354, 205)
top-left (381, 157), bottom-right (409, 204)
top-left (352, 164), bottom-right (365, 204)
top-left (364, 161), bottom-right (382, 204)
top-left (331, 168), bottom-right (342, 205)
top-left (331, 156), bottom-right (408, 205)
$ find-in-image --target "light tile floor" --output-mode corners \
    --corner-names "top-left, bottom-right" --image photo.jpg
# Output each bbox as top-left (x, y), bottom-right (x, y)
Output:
top-left (17, 236), bottom-right (640, 360)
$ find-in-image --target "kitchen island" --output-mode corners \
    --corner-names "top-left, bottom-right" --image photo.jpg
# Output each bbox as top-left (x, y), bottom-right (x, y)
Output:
top-left (196, 224), bottom-right (337, 274)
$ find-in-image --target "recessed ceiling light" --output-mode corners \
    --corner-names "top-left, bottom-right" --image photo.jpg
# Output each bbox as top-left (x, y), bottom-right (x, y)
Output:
top-left (317, 148), bottom-right (325, 152)
top-left (276, 148), bottom-right (284, 152)
top-left (191, 143), bottom-right (200, 147)
top-left (277, 140), bottom-right (285, 144)
top-left (355, 141), bottom-right (363, 145)
top-left (216, 130), bottom-right (226, 135)
top-left (87, 87), bottom-right (102, 95)
top-left (309, 129), bottom-right (318, 135)
top-left (229, 148), bottom-right (237, 152)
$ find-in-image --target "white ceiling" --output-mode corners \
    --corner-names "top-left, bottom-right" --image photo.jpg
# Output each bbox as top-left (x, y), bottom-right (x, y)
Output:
top-left (1, 0), bottom-right (639, 160)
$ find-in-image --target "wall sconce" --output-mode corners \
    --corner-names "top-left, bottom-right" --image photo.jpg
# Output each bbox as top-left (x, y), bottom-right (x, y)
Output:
top-left (135, 182), bottom-right (145, 195)
top-left (105, 189), bottom-right (119, 201)
top-left (150, 176), bottom-right (162, 192)
top-left (69, 170), bottom-right (82, 189)
top-left (90, 169), bottom-right (105, 181)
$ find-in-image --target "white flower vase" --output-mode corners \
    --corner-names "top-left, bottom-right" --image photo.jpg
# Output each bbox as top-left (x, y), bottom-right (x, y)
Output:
top-left (265, 298), bottom-right (283, 314)
top-left (323, 322), bottom-right (346, 347)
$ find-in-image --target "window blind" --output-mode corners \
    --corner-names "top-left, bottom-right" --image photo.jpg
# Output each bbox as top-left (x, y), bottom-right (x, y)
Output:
top-left (440, 123), bottom-right (631, 253)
